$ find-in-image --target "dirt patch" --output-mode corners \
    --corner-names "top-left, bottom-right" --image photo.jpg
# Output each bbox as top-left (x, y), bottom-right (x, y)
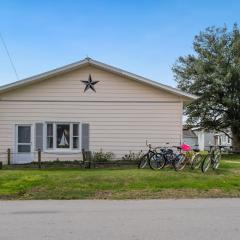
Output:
top-left (232, 169), bottom-right (240, 174)
top-left (93, 189), bottom-right (240, 199)
top-left (20, 187), bottom-right (46, 199)
top-left (0, 191), bottom-right (26, 200)
top-left (0, 194), bottom-right (16, 200)
top-left (226, 161), bottom-right (240, 164)
top-left (1, 188), bottom-right (240, 200)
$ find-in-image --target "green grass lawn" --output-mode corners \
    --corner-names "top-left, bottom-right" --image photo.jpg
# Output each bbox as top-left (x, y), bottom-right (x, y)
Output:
top-left (0, 155), bottom-right (240, 200)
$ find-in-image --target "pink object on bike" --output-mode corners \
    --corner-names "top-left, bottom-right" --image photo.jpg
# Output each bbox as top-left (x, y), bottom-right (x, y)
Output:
top-left (181, 144), bottom-right (191, 151)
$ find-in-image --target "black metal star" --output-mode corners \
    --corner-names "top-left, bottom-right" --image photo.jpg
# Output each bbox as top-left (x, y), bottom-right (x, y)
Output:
top-left (81, 74), bottom-right (99, 92)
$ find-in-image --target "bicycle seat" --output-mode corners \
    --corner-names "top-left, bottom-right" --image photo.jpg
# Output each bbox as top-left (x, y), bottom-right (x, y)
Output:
top-left (193, 149), bottom-right (200, 152)
top-left (218, 145), bottom-right (226, 149)
top-left (172, 146), bottom-right (182, 150)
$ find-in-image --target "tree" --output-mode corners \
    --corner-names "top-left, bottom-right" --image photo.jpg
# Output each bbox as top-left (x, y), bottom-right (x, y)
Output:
top-left (173, 24), bottom-right (240, 152)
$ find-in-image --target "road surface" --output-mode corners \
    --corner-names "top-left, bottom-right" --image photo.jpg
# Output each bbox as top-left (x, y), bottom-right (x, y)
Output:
top-left (0, 199), bottom-right (239, 240)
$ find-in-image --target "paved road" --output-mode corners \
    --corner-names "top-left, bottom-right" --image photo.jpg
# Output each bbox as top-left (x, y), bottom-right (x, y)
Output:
top-left (0, 199), bottom-right (240, 240)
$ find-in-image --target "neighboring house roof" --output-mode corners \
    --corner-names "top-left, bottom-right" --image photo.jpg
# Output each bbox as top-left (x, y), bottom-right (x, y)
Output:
top-left (0, 57), bottom-right (198, 100)
top-left (183, 127), bottom-right (198, 139)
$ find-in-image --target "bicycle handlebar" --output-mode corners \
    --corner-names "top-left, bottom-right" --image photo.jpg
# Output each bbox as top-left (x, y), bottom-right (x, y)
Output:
top-left (145, 141), bottom-right (171, 150)
top-left (207, 145), bottom-right (228, 149)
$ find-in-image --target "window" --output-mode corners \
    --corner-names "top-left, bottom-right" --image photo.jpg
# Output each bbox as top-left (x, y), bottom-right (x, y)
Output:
top-left (17, 125), bottom-right (31, 153)
top-left (45, 122), bottom-right (80, 151)
top-left (73, 124), bottom-right (79, 149)
top-left (57, 124), bottom-right (70, 148)
top-left (18, 126), bottom-right (31, 143)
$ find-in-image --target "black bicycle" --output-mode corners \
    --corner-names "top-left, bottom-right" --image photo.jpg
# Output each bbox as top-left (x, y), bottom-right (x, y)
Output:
top-left (164, 146), bottom-right (186, 171)
top-left (148, 143), bottom-right (185, 171)
top-left (201, 145), bottom-right (225, 173)
top-left (138, 142), bottom-right (165, 169)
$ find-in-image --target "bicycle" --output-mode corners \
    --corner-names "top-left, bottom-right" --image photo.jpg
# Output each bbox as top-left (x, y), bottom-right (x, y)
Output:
top-left (149, 143), bottom-right (185, 171)
top-left (201, 145), bottom-right (225, 173)
top-left (148, 146), bottom-right (173, 170)
top-left (138, 141), bottom-right (165, 169)
top-left (173, 144), bottom-right (203, 171)
top-left (189, 145), bottom-right (203, 170)
top-left (171, 145), bottom-right (188, 171)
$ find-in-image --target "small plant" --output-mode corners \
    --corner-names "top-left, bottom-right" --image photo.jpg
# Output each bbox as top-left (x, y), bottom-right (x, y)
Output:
top-left (93, 149), bottom-right (114, 162)
top-left (122, 151), bottom-right (144, 161)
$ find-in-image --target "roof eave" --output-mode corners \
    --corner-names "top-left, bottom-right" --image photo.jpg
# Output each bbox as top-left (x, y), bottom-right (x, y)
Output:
top-left (0, 59), bottom-right (90, 94)
top-left (87, 59), bottom-right (198, 101)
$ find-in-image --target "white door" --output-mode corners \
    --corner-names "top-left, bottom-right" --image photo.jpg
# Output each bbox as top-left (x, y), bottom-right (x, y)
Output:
top-left (14, 125), bottom-right (34, 164)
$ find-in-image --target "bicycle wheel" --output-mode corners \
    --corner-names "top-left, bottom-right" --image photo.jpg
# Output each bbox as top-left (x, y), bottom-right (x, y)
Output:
top-left (191, 154), bottom-right (203, 170)
top-left (201, 155), bottom-right (211, 173)
top-left (173, 153), bottom-right (187, 171)
top-left (138, 154), bottom-right (149, 169)
top-left (212, 149), bottom-right (221, 170)
top-left (149, 153), bottom-right (165, 170)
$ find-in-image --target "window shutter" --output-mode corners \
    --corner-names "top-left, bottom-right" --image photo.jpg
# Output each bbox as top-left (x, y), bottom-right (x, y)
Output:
top-left (35, 123), bottom-right (43, 151)
top-left (81, 123), bottom-right (89, 151)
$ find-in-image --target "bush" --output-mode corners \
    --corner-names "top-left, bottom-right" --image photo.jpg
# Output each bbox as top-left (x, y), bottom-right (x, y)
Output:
top-left (122, 151), bottom-right (144, 161)
top-left (93, 149), bottom-right (114, 162)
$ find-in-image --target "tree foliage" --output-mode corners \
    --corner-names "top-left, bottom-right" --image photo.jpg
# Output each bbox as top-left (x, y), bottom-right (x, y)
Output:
top-left (173, 24), bottom-right (240, 151)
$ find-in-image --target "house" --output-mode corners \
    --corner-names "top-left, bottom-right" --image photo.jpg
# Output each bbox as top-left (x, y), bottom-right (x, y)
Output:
top-left (192, 128), bottom-right (215, 151)
top-left (214, 129), bottom-right (232, 148)
top-left (0, 58), bottom-right (197, 164)
top-left (192, 127), bottom-right (232, 151)
top-left (182, 126), bottom-right (198, 147)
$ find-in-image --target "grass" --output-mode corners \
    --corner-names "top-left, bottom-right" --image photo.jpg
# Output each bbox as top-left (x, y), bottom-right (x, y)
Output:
top-left (0, 154), bottom-right (240, 200)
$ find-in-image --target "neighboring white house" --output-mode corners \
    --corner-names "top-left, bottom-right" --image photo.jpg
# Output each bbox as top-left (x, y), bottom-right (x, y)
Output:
top-left (0, 58), bottom-right (196, 164)
top-left (214, 130), bottom-right (232, 147)
top-left (182, 126), bottom-right (198, 147)
top-left (192, 127), bottom-right (232, 151)
top-left (193, 129), bottom-right (215, 151)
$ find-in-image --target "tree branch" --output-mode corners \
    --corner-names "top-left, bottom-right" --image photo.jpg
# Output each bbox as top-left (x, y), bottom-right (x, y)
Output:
top-left (214, 128), bottom-right (233, 140)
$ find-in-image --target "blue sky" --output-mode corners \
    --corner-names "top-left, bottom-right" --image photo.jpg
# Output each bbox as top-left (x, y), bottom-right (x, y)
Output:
top-left (0, 0), bottom-right (239, 87)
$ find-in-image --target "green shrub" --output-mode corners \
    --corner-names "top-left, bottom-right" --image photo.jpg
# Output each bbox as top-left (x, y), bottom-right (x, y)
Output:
top-left (93, 149), bottom-right (114, 162)
top-left (122, 151), bottom-right (144, 161)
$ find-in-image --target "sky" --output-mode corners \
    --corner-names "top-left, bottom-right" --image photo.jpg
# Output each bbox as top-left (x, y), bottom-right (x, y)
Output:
top-left (0, 0), bottom-right (240, 87)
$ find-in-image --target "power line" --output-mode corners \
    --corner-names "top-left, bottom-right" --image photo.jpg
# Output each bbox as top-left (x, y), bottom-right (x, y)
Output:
top-left (0, 33), bottom-right (19, 81)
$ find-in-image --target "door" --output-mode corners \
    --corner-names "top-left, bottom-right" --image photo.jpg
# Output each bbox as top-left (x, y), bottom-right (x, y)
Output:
top-left (14, 125), bottom-right (33, 164)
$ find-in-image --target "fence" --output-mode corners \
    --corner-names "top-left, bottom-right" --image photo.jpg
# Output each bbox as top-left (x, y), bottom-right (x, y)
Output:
top-left (0, 149), bottom-right (137, 169)
top-left (0, 149), bottom-right (43, 168)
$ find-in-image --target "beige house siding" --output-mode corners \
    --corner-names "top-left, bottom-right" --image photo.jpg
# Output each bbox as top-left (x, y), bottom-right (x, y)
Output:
top-left (0, 65), bottom-right (183, 164)
top-left (0, 66), bottom-right (181, 101)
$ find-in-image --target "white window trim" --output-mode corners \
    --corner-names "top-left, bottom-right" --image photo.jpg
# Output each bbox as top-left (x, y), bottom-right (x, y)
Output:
top-left (43, 122), bottom-right (82, 153)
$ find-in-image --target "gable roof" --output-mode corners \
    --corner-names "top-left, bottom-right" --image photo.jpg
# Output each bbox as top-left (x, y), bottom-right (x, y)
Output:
top-left (0, 57), bottom-right (197, 100)
top-left (183, 126), bottom-right (198, 138)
